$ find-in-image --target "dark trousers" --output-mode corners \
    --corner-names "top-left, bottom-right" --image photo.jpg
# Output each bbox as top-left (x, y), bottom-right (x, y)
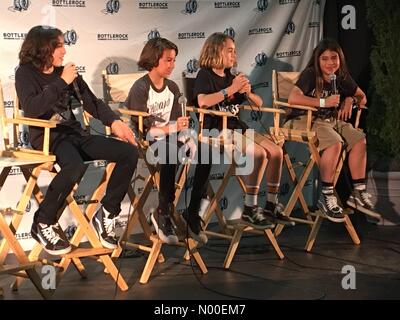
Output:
top-left (156, 139), bottom-right (212, 214)
top-left (35, 134), bottom-right (138, 225)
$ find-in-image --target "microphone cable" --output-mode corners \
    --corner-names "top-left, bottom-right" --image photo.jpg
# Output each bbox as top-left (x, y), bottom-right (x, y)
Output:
top-left (113, 169), bottom-right (140, 299)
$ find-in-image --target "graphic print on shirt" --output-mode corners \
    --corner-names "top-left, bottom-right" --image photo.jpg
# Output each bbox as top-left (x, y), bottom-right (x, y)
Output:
top-left (216, 95), bottom-right (239, 115)
top-left (147, 85), bottom-right (174, 127)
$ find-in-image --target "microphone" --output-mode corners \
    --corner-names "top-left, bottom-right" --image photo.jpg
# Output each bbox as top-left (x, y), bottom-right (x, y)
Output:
top-left (178, 94), bottom-right (187, 117)
top-left (72, 78), bottom-right (84, 105)
top-left (330, 73), bottom-right (338, 95)
top-left (230, 66), bottom-right (239, 76)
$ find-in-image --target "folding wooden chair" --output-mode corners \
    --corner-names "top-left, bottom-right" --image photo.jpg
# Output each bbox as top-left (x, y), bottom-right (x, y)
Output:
top-left (1, 81), bottom-right (129, 293)
top-left (182, 74), bottom-right (286, 268)
top-left (271, 70), bottom-right (362, 251)
top-left (0, 79), bottom-right (56, 298)
top-left (102, 71), bottom-right (207, 284)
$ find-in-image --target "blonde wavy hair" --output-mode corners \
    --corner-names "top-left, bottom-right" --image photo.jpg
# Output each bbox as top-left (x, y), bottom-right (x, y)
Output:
top-left (199, 32), bottom-right (234, 69)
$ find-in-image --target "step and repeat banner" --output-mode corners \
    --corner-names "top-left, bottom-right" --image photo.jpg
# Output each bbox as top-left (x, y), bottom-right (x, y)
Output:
top-left (0, 0), bottom-right (325, 249)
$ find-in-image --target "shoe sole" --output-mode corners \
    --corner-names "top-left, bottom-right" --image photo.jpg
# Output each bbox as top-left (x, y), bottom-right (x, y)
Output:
top-left (91, 219), bottom-right (118, 250)
top-left (346, 198), bottom-right (382, 219)
top-left (187, 227), bottom-right (208, 244)
top-left (275, 219), bottom-right (296, 227)
top-left (150, 214), bottom-right (179, 245)
top-left (317, 202), bottom-right (346, 223)
top-left (31, 232), bottom-right (72, 255)
top-left (241, 218), bottom-right (275, 230)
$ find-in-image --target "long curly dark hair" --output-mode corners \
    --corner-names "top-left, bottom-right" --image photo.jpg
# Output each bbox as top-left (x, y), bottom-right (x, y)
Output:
top-left (19, 25), bottom-right (63, 71)
top-left (306, 38), bottom-right (349, 98)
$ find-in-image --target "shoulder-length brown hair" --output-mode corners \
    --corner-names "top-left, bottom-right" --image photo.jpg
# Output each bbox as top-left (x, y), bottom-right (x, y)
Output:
top-left (306, 38), bottom-right (349, 98)
top-left (138, 37), bottom-right (178, 71)
top-left (19, 25), bottom-right (63, 71)
top-left (199, 32), bottom-right (234, 69)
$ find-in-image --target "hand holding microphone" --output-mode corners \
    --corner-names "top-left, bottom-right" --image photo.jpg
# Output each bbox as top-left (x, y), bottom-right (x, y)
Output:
top-left (61, 62), bottom-right (78, 84)
top-left (230, 67), bottom-right (250, 94)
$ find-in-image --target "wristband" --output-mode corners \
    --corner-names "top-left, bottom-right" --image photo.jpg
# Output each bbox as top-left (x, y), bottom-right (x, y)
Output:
top-left (221, 88), bottom-right (228, 100)
top-left (319, 98), bottom-right (325, 108)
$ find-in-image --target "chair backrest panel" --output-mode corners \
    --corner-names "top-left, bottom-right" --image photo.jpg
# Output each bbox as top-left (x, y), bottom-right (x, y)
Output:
top-left (0, 79), bottom-right (11, 150)
top-left (102, 71), bottom-right (147, 104)
top-left (273, 70), bottom-right (300, 101)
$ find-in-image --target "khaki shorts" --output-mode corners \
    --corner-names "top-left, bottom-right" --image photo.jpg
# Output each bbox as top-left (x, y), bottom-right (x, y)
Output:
top-left (284, 115), bottom-right (365, 151)
top-left (232, 129), bottom-right (275, 154)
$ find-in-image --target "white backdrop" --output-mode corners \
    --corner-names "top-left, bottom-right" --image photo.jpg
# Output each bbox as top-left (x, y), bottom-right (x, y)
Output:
top-left (0, 0), bottom-right (325, 249)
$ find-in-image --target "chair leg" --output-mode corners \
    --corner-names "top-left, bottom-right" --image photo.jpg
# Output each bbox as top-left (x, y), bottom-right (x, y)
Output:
top-left (71, 257), bottom-right (88, 279)
top-left (186, 238), bottom-right (208, 274)
top-left (344, 215), bottom-right (361, 245)
top-left (140, 238), bottom-right (163, 284)
top-left (98, 255), bottom-right (128, 291)
top-left (264, 229), bottom-right (285, 259)
top-left (24, 268), bottom-right (52, 299)
top-left (305, 215), bottom-right (324, 252)
top-left (223, 228), bottom-right (244, 269)
top-left (276, 156), bottom-right (315, 236)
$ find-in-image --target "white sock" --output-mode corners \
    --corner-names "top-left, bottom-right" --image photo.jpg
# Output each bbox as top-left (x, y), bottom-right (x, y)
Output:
top-left (267, 193), bottom-right (278, 204)
top-left (244, 193), bottom-right (257, 207)
top-left (354, 183), bottom-right (366, 191)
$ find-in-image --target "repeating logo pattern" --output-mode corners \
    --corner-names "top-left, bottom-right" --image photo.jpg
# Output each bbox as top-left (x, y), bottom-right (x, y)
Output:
top-left (64, 29), bottom-right (77, 45)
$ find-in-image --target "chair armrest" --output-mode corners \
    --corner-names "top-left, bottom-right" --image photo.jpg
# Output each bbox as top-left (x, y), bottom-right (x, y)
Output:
top-left (8, 117), bottom-right (58, 128)
top-left (186, 106), bottom-right (236, 117)
top-left (354, 105), bottom-right (367, 129)
top-left (117, 108), bottom-right (150, 138)
top-left (240, 105), bottom-right (286, 114)
top-left (117, 108), bottom-right (150, 117)
top-left (274, 100), bottom-right (318, 112)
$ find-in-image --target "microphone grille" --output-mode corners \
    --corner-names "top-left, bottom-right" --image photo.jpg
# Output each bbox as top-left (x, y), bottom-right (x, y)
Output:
top-left (230, 67), bottom-right (238, 76)
top-left (178, 94), bottom-right (187, 104)
top-left (329, 73), bottom-right (336, 81)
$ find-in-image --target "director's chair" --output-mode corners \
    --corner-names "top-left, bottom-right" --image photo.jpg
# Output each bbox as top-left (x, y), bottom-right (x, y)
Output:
top-left (2, 80), bottom-right (129, 293)
top-left (0, 79), bottom-right (56, 298)
top-left (271, 70), bottom-right (362, 251)
top-left (182, 74), bottom-right (286, 268)
top-left (102, 70), bottom-right (207, 284)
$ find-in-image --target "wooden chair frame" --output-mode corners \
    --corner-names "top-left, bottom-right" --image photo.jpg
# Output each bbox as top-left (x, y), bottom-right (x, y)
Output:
top-left (181, 74), bottom-right (286, 268)
top-left (271, 70), bottom-right (362, 251)
top-left (102, 71), bottom-right (207, 284)
top-left (1, 80), bottom-right (129, 294)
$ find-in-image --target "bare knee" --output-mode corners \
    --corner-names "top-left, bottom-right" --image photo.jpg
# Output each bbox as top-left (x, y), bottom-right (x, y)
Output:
top-left (268, 144), bottom-right (283, 162)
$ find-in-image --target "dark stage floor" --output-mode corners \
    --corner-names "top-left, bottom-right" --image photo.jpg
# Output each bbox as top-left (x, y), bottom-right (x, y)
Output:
top-left (1, 213), bottom-right (399, 301)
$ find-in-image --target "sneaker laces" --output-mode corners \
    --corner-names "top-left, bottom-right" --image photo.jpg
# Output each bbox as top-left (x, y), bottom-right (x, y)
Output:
top-left (253, 208), bottom-right (266, 222)
top-left (103, 216), bottom-right (117, 238)
top-left (41, 225), bottom-right (62, 245)
top-left (273, 203), bottom-right (285, 216)
top-left (325, 194), bottom-right (341, 211)
top-left (360, 190), bottom-right (373, 207)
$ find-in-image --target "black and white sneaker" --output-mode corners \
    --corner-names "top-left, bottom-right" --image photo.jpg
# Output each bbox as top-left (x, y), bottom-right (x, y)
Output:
top-left (347, 189), bottom-right (381, 219)
top-left (31, 221), bottom-right (71, 255)
top-left (182, 211), bottom-right (208, 244)
top-left (92, 206), bottom-right (119, 249)
top-left (242, 205), bottom-right (275, 229)
top-left (263, 201), bottom-right (295, 226)
top-left (151, 206), bottom-right (179, 245)
top-left (318, 192), bottom-right (346, 222)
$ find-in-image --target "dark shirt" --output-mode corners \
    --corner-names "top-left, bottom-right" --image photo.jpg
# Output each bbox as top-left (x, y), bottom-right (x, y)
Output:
top-left (15, 63), bottom-right (119, 150)
top-left (193, 68), bottom-right (248, 131)
top-left (289, 67), bottom-right (358, 120)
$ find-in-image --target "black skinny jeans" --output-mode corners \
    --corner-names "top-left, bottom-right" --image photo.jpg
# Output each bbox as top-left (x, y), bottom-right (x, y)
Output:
top-left (154, 138), bottom-right (212, 215)
top-left (34, 134), bottom-right (138, 225)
